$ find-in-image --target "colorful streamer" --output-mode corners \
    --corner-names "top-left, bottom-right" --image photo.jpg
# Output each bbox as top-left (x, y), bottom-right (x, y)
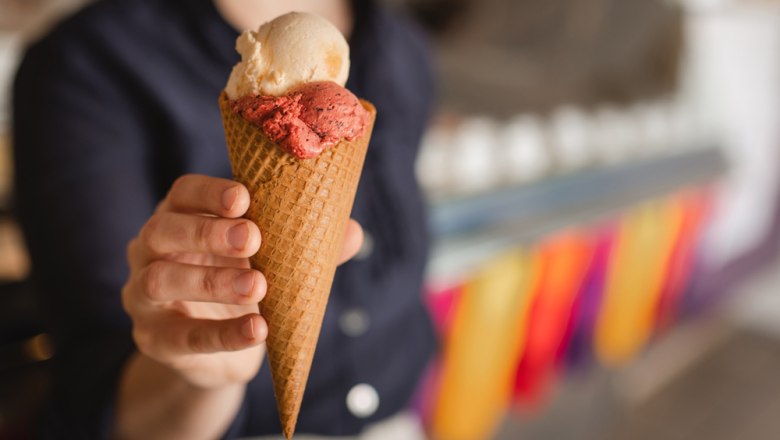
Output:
top-left (655, 191), bottom-right (710, 331)
top-left (512, 231), bottom-right (595, 405)
top-left (560, 223), bottom-right (616, 368)
top-left (432, 250), bottom-right (540, 440)
top-left (422, 189), bottom-right (713, 436)
top-left (594, 199), bottom-right (686, 366)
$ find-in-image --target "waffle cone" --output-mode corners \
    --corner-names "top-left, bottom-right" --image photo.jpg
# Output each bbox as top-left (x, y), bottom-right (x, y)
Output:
top-left (219, 92), bottom-right (375, 438)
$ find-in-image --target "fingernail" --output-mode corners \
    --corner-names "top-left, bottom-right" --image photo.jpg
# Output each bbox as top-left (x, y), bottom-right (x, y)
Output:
top-left (233, 271), bottom-right (255, 297)
top-left (228, 223), bottom-right (248, 250)
top-left (241, 317), bottom-right (255, 339)
top-left (222, 187), bottom-right (238, 211)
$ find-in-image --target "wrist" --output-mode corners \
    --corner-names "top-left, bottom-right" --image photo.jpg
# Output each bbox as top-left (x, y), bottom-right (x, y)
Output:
top-left (117, 352), bottom-right (248, 440)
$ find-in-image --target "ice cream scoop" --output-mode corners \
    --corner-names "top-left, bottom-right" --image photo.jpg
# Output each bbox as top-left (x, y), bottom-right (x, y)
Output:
top-left (230, 81), bottom-right (370, 159)
top-left (225, 12), bottom-right (350, 99)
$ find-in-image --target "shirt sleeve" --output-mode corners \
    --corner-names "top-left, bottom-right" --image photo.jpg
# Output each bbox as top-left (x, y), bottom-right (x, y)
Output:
top-left (13, 29), bottom-right (157, 438)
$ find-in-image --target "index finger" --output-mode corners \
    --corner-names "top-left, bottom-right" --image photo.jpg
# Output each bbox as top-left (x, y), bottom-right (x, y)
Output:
top-left (160, 174), bottom-right (250, 218)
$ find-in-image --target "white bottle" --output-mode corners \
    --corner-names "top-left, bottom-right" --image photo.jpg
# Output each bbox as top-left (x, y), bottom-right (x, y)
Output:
top-left (500, 115), bottom-right (551, 184)
top-left (450, 117), bottom-right (499, 195)
top-left (416, 123), bottom-right (454, 198)
top-left (592, 106), bottom-right (637, 164)
top-left (548, 105), bottom-right (591, 171)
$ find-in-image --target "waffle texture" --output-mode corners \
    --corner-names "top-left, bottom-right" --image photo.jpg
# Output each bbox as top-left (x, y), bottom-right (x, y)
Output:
top-left (219, 92), bottom-right (375, 438)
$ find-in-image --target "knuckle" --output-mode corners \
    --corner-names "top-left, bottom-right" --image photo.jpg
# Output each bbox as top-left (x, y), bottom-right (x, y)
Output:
top-left (201, 268), bottom-right (221, 300)
top-left (132, 326), bottom-right (153, 353)
top-left (168, 174), bottom-right (197, 210)
top-left (170, 175), bottom-right (191, 198)
top-left (140, 215), bottom-right (161, 250)
top-left (120, 285), bottom-right (134, 313)
top-left (187, 326), bottom-right (209, 353)
top-left (141, 262), bottom-right (166, 302)
top-left (218, 324), bottom-right (233, 351)
top-left (126, 238), bottom-right (146, 273)
top-left (194, 218), bottom-right (216, 249)
top-left (126, 238), bottom-right (139, 261)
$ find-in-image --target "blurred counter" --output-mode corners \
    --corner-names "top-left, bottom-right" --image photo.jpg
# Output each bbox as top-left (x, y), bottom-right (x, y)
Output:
top-left (427, 147), bottom-right (726, 282)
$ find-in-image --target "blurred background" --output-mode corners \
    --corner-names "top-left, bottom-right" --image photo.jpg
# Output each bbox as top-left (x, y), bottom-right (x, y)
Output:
top-left (2, 0), bottom-right (780, 439)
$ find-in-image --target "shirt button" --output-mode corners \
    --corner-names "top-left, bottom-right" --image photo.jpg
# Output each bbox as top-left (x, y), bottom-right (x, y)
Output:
top-left (346, 383), bottom-right (379, 418)
top-left (354, 230), bottom-right (374, 260)
top-left (339, 308), bottom-right (370, 337)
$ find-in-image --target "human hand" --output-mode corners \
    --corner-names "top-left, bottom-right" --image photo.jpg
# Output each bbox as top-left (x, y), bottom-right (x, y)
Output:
top-left (121, 174), bottom-right (364, 389)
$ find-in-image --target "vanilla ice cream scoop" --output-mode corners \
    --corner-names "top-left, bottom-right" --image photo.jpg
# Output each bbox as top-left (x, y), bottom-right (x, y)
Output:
top-left (225, 12), bottom-right (350, 99)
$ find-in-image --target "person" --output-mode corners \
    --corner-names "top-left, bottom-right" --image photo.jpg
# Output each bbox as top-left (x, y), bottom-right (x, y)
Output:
top-left (12, 0), bottom-right (436, 438)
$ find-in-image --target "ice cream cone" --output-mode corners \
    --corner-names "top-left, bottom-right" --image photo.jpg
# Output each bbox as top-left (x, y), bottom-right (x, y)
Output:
top-left (219, 92), bottom-right (375, 438)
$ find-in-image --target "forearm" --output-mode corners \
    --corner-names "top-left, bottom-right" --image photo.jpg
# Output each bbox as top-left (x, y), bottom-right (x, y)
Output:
top-left (115, 352), bottom-right (245, 440)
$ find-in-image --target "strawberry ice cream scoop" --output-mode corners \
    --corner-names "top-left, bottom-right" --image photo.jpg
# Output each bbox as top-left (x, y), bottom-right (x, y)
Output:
top-left (230, 81), bottom-right (370, 159)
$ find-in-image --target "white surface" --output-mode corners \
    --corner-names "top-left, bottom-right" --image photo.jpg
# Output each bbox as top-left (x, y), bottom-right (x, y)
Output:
top-left (686, 5), bottom-right (780, 269)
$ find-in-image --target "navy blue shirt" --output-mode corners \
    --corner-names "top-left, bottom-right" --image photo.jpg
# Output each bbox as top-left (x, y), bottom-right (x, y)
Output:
top-left (12, 0), bottom-right (437, 437)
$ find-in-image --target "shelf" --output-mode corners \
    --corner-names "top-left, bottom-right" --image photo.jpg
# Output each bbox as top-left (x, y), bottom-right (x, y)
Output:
top-left (426, 147), bottom-right (727, 281)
